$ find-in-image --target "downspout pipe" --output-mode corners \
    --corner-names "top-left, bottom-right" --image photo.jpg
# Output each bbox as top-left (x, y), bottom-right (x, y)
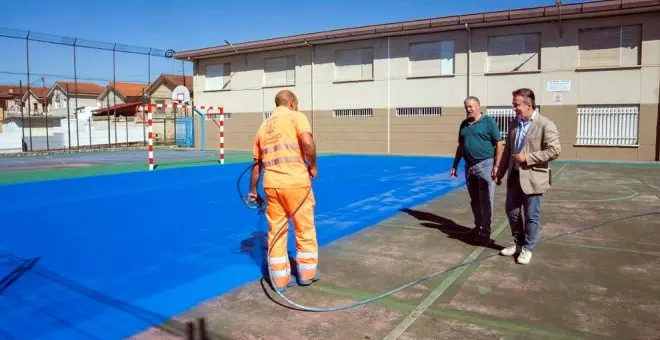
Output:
top-left (465, 23), bottom-right (471, 97)
top-left (194, 108), bottom-right (206, 151)
top-left (304, 40), bottom-right (314, 134)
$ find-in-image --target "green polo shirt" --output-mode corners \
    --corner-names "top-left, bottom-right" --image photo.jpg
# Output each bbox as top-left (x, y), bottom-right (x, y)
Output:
top-left (458, 114), bottom-right (502, 165)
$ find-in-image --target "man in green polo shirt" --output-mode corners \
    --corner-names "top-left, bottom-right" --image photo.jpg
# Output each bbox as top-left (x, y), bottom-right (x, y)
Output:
top-left (451, 96), bottom-right (503, 246)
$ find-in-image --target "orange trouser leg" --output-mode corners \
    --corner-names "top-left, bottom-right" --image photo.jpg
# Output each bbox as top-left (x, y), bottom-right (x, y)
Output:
top-left (264, 188), bottom-right (291, 288)
top-left (279, 186), bottom-right (318, 282)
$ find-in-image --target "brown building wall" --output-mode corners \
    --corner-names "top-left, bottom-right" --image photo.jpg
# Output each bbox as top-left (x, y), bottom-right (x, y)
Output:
top-left (196, 103), bottom-right (659, 162)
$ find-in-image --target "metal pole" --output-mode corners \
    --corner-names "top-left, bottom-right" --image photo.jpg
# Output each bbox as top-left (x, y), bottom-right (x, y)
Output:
top-left (42, 76), bottom-right (49, 151)
top-left (73, 38), bottom-right (80, 149)
top-left (26, 31), bottom-right (33, 151)
top-left (107, 94), bottom-right (111, 147)
top-left (387, 36), bottom-right (390, 154)
top-left (66, 83), bottom-right (71, 149)
top-left (19, 81), bottom-right (25, 150)
top-left (146, 49), bottom-right (151, 147)
top-left (113, 44), bottom-right (117, 148)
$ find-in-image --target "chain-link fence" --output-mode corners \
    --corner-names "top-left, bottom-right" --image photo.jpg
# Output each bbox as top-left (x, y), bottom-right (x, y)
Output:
top-left (0, 27), bottom-right (194, 154)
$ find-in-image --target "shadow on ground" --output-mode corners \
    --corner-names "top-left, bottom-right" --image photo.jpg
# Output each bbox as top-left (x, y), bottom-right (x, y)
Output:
top-left (400, 208), bottom-right (504, 252)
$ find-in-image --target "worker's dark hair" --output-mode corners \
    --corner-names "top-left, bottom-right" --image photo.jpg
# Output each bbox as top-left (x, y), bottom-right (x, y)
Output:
top-left (512, 88), bottom-right (536, 110)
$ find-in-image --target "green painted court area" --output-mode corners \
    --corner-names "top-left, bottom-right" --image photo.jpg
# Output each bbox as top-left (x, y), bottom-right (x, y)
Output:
top-left (0, 149), bottom-right (254, 184)
top-left (133, 161), bottom-right (660, 340)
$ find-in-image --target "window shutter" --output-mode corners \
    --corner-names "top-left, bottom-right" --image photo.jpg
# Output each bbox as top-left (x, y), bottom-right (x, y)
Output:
top-left (335, 48), bottom-right (373, 81)
top-left (620, 25), bottom-right (641, 66)
top-left (579, 25), bottom-right (640, 68)
top-left (579, 27), bottom-right (620, 68)
top-left (520, 33), bottom-right (541, 71)
top-left (361, 48), bottom-right (373, 79)
top-left (265, 56), bottom-right (295, 86)
top-left (410, 41), bottom-right (442, 77)
top-left (286, 56), bottom-right (296, 85)
top-left (206, 63), bottom-right (229, 90)
top-left (440, 40), bottom-right (455, 75)
top-left (487, 33), bottom-right (540, 73)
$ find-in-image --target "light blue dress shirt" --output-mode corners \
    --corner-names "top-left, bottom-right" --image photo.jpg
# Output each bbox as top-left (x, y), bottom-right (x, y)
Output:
top-left (513, 110), bottom-right (537, 170)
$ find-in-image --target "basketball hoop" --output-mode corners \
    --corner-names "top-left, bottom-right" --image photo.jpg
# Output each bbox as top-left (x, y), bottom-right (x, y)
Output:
top-left (171, 85), bottom-right (191, 104)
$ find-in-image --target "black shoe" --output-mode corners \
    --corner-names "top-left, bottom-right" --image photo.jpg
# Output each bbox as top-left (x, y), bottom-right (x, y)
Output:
top-left (472, 232), bottom-right (492, 246)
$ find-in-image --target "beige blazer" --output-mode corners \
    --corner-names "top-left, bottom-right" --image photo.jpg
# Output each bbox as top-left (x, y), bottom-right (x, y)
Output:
top-left (496, 113), bottom-right (561, 195)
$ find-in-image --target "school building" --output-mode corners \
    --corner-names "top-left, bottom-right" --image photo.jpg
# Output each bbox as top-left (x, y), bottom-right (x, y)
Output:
top-left (173, 0), bottom-right (660, 162)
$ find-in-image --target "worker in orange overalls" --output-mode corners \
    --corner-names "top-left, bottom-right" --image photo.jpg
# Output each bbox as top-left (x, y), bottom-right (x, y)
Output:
top-left (249, 90), bottom-right (319, 292)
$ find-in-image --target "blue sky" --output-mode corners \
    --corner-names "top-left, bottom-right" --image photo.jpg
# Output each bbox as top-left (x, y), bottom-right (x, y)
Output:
top-left (0, 0), bottom-right (592, 88)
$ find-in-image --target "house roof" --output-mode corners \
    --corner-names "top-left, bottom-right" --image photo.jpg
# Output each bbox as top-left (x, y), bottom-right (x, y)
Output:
top-left (0, 85), bottom-right (23, 99)
top-left (22, 87), bottom-right (50, 101)
top-left (173, 0), bottom-right (660, 60)
top-left (108, 82), bottom-right (149, 98)
top-left (51, 81), bottom-right (105, 96)
top-left (147, 74), bottom-right (192, 95)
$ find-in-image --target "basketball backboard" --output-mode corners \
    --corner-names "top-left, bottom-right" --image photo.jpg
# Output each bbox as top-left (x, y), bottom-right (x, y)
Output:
top-left (171, 85), bottom-right (191, 104)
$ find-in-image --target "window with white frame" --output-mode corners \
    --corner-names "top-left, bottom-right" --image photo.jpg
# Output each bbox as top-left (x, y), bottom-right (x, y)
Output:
top-left (205, 63), bottom-right (230, 91)
top-left (207, 112), bottom-right (232, 120)
top-left (395, 107), bottom-right (442, 117)
top-left (409, 40), bottom-right (455, 77)
top-left (576, 104), bottom-right (639, 146)
top-left (487, 33), bottom-right (541, 73)
top-left (334, 47), bottom-right (373, 82)
top-left (485, 106), bottom-right (542, 142)
top-left (578, 25), bottom-right (641, 68)
top-left (333, 108), bottom-right (373, 118)
top-left (264, 56), bottom-right (295, 87)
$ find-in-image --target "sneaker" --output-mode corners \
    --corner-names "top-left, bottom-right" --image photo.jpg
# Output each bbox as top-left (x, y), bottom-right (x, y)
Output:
top-left (517, 249), bottom-right (532, 265)
top-left (500, 243), bottom-right (520, 256)
top-left (298, 270), bottom-right (320, 286)
top-left (273, 277), bottom-right (297, 293)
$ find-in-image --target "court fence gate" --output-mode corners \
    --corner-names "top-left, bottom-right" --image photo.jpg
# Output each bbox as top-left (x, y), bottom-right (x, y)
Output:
top-left (175, 116), bottom-right (194, 147)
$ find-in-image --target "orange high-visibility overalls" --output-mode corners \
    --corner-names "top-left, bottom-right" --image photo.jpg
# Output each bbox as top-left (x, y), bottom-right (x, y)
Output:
top-left (252, 106), bottom-right (318, 289)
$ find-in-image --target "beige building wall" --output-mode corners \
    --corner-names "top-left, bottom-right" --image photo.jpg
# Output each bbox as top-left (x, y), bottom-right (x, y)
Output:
top-left (191, 12), bottom-right (660, 162)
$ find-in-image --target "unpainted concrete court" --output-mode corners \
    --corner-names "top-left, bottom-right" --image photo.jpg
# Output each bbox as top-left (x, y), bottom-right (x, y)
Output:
top-left (134, 162), bottom-right (660, 340)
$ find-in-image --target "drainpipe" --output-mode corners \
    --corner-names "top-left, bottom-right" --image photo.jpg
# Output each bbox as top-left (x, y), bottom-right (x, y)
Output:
top-left (465, 23), bottom-right (472, 97)
top-left (387, 36), bottom-right (391, 154)
top-left (305, 40), bottom-right (314, 134)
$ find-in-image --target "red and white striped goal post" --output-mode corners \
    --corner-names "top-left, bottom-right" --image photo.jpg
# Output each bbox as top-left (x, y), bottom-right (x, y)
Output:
top-left (139, 103), bottom-right (225, 170)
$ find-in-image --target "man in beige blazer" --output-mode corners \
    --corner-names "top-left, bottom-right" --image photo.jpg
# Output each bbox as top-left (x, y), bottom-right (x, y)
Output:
top-left (495, 88), bottom-right (561, 265)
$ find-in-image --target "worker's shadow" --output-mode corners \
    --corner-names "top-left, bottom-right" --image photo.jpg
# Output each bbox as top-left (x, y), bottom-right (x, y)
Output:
top-left (400, 208), bottom-right (503, 251)
top-left (238, 216), bottom-right (298, 281)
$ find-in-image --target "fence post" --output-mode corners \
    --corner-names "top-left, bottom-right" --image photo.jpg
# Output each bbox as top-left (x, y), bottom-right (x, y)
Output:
top-left (25, 31), bottom-right (33, 151)
top-left (148, 104), bottom-right (154, 171)
top-left (66, 84), bottom-right (71, 150)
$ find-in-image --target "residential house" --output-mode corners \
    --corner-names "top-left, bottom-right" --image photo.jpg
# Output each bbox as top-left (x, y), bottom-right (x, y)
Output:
top-left (0, 85), bottom-right (23, 120)
top-left (22, 87), bottom-right (50, 116)
top-left (98, 82), bottom-right (149, 107)
top-left (147, 73), bottom-right (193, 114)
top-left (47, 81), bottom-right (106, 117)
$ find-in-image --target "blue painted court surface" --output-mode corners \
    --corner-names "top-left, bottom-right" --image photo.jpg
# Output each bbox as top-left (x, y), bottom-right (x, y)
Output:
top-left (0, 154), bottom-right (465, 339)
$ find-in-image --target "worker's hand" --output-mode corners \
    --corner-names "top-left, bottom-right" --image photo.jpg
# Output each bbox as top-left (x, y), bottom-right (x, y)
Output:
top-left (308, 165), bottom-right (318, 179)
top-left (248, 191), bottom-right (259, 203)
top-left (450, 167), bottom-right (458, 179)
